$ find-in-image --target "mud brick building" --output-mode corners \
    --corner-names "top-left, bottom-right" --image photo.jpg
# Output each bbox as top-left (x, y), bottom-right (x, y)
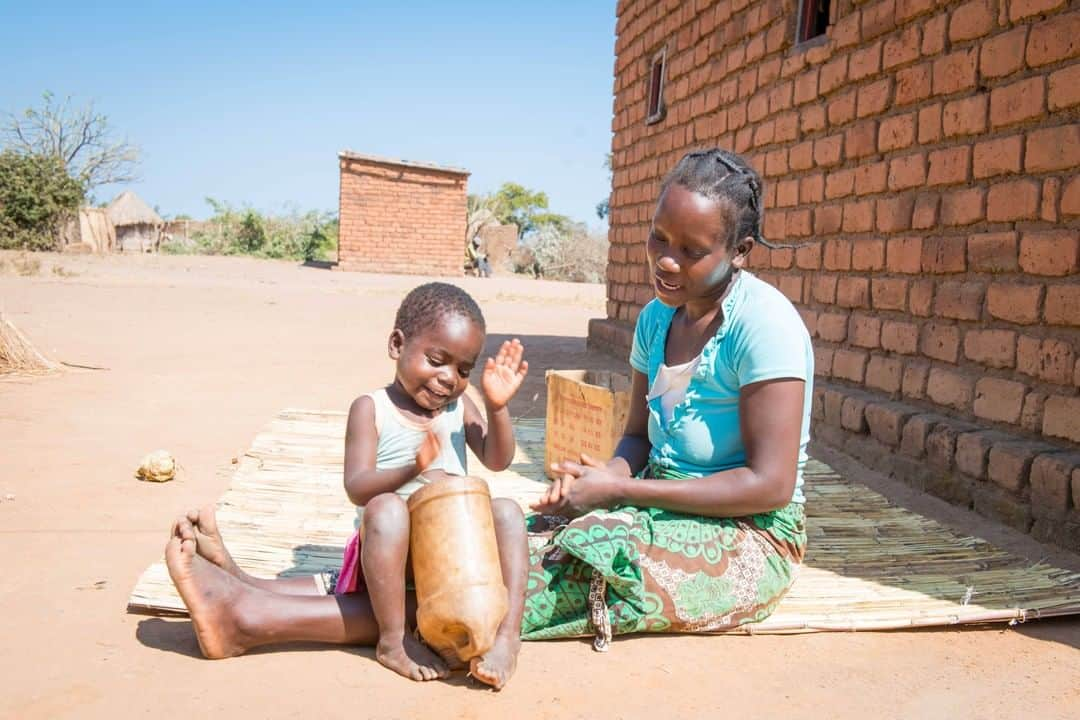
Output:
top-left (337, 152), bottom-right (469, 276)
top-left (591, 0), bottom-right (1080, 549)
top-left (477, 223), bottom-right (521, 273)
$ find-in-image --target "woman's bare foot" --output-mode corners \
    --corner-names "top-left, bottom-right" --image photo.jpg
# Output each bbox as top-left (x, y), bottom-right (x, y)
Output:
top-left (376, 633), bottom-right (451, 682)
top-left (468, 632), bottom-right (520, 690)
top-left (176, 505), bottom-right (246, 578)
top-left (164, 535), bottom-right (252, 659)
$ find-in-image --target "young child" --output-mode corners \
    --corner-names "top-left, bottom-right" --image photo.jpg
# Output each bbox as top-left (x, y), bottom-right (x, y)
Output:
top-left (336, 281), bottom-right (529, 682)
top-left (166, 282), bottom-right (528, 689)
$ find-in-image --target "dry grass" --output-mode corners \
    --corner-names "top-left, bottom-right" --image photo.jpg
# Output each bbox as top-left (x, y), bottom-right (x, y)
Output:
top-left (0, 313), bottom-right (56, 375)
top-left (0, 252), bottom-right (46, 276)
top-left (10, 253), bottom-right (42, 276)
top-left (51, 264), bottom-right (78, 278)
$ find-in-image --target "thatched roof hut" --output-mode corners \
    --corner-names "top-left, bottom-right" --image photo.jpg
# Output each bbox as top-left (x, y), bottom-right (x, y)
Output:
top-left (107, 191), bottom-right (163, 253)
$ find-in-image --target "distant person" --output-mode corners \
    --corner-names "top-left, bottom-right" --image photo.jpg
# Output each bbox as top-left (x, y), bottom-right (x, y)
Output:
top-left (467, 235), bottom-right (492, 278)
top-left (166, 283), bottom-right (530, 689)
top-left (477, 253), bottom-right (493, 278)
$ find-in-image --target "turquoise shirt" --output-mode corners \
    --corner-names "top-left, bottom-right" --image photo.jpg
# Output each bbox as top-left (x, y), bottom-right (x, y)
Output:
top-left (629, 271), bottom-right (814, 503)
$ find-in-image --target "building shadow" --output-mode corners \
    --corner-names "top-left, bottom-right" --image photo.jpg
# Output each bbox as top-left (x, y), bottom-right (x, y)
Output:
top-left (275, 543), bottom-right (346, 581)
top-left (482, 332), bottom-right (625, 420)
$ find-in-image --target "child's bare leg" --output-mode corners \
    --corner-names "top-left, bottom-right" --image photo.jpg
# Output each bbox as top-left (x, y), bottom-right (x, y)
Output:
top-left (470, 498), bottom-right (527, 690)
top-left (362, 493), bottom-right (449, 682)
top-left (165, 534), bottom-right (382, 658)
top-left (172, 507), bottom-right (322, 596)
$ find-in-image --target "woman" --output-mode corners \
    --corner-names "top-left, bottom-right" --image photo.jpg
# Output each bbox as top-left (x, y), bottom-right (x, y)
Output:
top-left (524, 148), bottom-right (813, 646)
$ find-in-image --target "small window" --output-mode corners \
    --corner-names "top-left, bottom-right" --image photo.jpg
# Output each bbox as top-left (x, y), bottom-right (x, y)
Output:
top-left (646, 48), bottom-right (666, 125)
top-left (796, 0), bottom-right (831, 43)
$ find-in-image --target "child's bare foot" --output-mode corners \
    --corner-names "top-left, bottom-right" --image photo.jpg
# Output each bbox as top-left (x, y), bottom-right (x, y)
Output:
top-left (468, 632), bottom-right (520, 690)
top-left (164, 535), bottom-right (252, 659)
top-left (376, 633), bottom-right (450, 682)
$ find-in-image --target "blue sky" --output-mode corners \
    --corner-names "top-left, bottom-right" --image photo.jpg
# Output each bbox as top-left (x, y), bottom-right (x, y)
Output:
top-left (1, 2), bottom-right (616, 227)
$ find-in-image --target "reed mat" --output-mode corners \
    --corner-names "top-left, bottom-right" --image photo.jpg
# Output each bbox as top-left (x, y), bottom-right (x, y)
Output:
top-left (129, 410), bottom-right (1080, 632)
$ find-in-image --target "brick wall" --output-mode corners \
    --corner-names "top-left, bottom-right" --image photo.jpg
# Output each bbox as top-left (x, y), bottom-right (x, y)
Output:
top-left (594, 0), bottom-right (1080, 549)
top-left (337, 152), bottom-right (468, 276)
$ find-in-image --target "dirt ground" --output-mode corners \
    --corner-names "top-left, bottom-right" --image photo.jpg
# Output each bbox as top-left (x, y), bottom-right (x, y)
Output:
top-left (2, 251), bottom-right (1078, 720)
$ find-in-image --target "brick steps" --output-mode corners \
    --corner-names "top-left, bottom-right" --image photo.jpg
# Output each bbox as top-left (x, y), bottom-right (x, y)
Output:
top-left (813, 380), bottom-right (1080, 550)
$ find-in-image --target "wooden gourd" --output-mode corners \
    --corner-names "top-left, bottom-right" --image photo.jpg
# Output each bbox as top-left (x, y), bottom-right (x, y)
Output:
top-left (407, 476), bottom-right (508, 663)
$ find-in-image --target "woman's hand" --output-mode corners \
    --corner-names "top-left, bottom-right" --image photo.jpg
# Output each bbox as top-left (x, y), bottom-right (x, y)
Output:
top-left (480, 339), bottom-right (529, 410)
top-left (530, 453), bottom-right (625, 516)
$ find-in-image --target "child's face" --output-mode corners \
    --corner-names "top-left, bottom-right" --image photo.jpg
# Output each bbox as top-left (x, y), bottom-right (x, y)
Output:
top-left (389, 313), bottom-right (484, 412)
top-left (647, 183), bottom-right (750, 307)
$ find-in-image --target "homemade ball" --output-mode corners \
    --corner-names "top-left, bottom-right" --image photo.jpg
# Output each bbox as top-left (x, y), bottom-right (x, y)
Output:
top-left (136, 450), bottom-right (177, 483)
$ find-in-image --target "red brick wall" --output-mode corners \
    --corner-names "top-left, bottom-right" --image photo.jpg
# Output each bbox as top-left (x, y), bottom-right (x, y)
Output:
top-left (596, 0), bottom-right (1080, 548)
top-left (337, 153), bottom-right (468, 276)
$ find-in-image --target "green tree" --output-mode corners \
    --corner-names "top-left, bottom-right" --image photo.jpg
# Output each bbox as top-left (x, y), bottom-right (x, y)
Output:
top-left (489, 182), bottom-right (571, 238)
top-left (596, 153), bottom-right (612, 220)
top-left (0, 150), bottom-right (85, 250)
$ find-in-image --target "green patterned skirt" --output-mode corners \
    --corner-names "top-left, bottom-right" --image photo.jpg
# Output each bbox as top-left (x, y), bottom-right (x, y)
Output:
top-left (520, 472), bottom-right (806, 648)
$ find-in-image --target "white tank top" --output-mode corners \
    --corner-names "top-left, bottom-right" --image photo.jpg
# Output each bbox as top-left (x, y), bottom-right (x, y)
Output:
top-left (367, 387), bottom-right (468, 500)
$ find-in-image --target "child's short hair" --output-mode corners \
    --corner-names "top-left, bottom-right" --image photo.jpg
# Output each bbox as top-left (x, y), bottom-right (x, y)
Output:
top-left (394, 282), bottom-right (486, 338)
top-left (660, 148), bottom-right (775, 249)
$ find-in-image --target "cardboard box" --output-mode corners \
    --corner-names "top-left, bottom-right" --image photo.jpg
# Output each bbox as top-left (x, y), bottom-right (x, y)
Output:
top-left (544, 370), bottom-right (631, 479)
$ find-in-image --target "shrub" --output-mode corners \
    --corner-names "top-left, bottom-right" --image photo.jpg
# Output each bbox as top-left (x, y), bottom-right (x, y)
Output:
top-left (526, 221), bottom-right (608, 283)
top-left (0, 150), bottom-right (84, 250)
top-left (190, 198), bottom-right (337, 261)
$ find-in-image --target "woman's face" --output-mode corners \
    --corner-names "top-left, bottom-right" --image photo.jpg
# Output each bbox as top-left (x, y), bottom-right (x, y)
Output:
top-left (646, 183), bottom-right (750, 308)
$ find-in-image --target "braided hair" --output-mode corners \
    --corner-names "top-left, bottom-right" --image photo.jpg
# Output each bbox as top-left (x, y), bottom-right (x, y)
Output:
top-left (659, 148), bottom-right (790, 250)
top-left (393, 282), bottom-right (486, 338)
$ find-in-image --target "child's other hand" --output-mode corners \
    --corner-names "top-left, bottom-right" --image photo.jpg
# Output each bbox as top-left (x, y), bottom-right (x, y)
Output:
top-left (481, 339), bottom-right (528, 410)
top-left (415, 429), bottom-right (441, 472)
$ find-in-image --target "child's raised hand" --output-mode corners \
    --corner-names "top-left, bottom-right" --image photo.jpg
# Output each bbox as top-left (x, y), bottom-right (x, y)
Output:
top-left (481, 339), bottom-right (529, 410)
top-left (415, 429), bottom-right (441, 472)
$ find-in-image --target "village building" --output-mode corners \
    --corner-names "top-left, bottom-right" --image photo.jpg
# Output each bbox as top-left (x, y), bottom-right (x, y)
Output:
top-left (61, 207), bottom-right (115, 253)
top-left (592, 0), bottom-right (1080, 549)
top-left (336, 152), bottom-right (469, 276)
top-left (107, 190), bottom-right (164, 253)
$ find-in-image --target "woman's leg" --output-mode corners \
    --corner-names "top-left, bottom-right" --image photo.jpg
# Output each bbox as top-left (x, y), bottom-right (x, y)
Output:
top-left (361, 493), bottom-right (449, 681)
top-left (173, 507), bottom-right (323, 595)
top-left (166, 533), bottom-right (381, 658)
top-left (166, 495), bottom-right (448, 680)
top-left (469, 498), bottom-right (527, 690)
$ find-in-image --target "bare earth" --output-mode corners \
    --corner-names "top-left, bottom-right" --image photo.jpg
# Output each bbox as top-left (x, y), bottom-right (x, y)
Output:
top-left (2, 252), bottom-right (1078, 720)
